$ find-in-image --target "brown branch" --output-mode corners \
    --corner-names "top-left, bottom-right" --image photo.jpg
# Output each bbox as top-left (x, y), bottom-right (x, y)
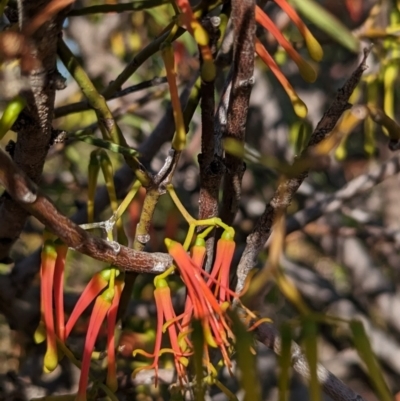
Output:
top-left (197, 17), bottom-right (224, 270)
top-left (117, 77), bottom-right (201, 319)
top-left (235, 48), bottom-right (370, 295)
top-left (198, 16), bottom-right (220, 223)
top-left (0, 148), bottom-right (172, 273)
top-left (256, 323), bottom-right (366, 401)
top-left (53, 76), bottom-right (167, 118)
top-left (6, 77), bottom-right (198, 297)
top-left (220, 0), bottom-right (256, 226)
top-left (0, 0), bottom-right (67, 263)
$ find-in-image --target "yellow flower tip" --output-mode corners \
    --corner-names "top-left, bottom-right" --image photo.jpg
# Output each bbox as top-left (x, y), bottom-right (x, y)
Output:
top-left (171, 134), bottom-right (186, 152)
top-left (297, 58), bottom-right (317, 83)
top-left (304, 32), bottom-right (323, 62)
top-left (335, 143), bottom-right (347, 161)
top-left (44, 350), bottom-right (58, 372)
top-left (221, 228), bottom-right (235, 241)
top-left (34, 321), bottom-right (46, 344)
top-left (201, 60), bottom-right (216, 82)
top-left (164, 238), bottom-right (177, 250)
top-left (204, 328), bottom-right (218, 348)
top-left (101, 288), bottom-right (115, 303)
top-left (193, 23), bottom-right (209, 47)
top-left (154, 275), bottom-right (168, 289)
top-left (193, 237), bottom-right (206, 247)
top-left (179, 356), bottom-right (189, 367)
top-left (291, 96), bottom-right (308, 119)
top-left (42, 240), bottom-right (57, 260)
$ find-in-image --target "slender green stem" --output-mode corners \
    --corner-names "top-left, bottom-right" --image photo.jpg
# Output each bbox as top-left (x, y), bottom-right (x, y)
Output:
top-left (198, 225), bottom-right (215, 239)
top-left (111, 180), bottom-right (142, 223)
top-left (183, 224), bottom-right (196, 250)
top-left (71, 134), bottom-right (139, 158)
top-left (57, 39), bottom-right (151, 186)
top-left (54, 76), bottom-right (167, 118)
top-left (167, 184), bottom-right (195, 223)
top-left (57, 39), bottom-right (120, 144)
top-left (102, 26), bottom-right (185, 98)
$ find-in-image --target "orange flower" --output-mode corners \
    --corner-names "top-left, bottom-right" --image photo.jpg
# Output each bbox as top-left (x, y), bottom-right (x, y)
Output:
top-left (65, 270), bottom-right (109, 338)
top-left (134, 275), bottom-right (190, 386)
top-left (255, 5), bottom-right (316, 82)
top-left (207, 229), bottom-right (235, 303)
top-left (255, 37), bottom-right (307, 118)
top-left (165, 239), bottom-right (234, 370)
top-left (76, 289), bottom-right (113, 401)
top-left (271, 0), bottom-right (323, 61)
top-left (54, 241), bottom-right (68, 342)
top-left (174, 0), bottom-right (215, 81)
top-left (190, 237), bottom-right (207, 268)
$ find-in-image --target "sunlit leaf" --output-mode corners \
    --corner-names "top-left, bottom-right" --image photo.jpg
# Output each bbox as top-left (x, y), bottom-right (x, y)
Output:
top-left (290, 0), bottom-right (359, 52)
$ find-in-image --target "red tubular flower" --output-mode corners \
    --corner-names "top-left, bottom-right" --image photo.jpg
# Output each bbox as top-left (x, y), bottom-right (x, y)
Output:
top-left (272, 0), bottom-right (323, 61)
top-left (76, 289), bottom-right (113, 401)
top-left (65, 270), bottom-right (109, 339)
top-left (40, 240), bottom-right (58, 372)
top-left (106, 280), bottom-right (124, 392)
top-left (178, 238), bottom-right (207, 331)
top-left (175, 0), bottom-right (215, 81)
top-left (255, 37), bottom-right (307, 118)
top-left (134, 276), bottom-right (189, 386)
top-left (54, 242), bottom-right (68, 342)
top-left (255, 5), bottom-right (316, 83)
top-left (190, 237), bottom-right (207, 268)
top-left (165, 239), bottom-right (234, 369)
top-left (207, 229), bottom-right (235, 303)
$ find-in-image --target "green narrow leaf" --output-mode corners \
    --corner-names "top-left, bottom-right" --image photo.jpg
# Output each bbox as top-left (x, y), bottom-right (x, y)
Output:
top-left (350, 320), bottom-right (392, 401)
top-left (290, 0), bottom-right (359, 52)
top-left (278, 323), bottom-right (292, 401)
top-left (302, 318), bottom-right (321, 401)
top-left (73, 134), bottom-right (139, 157)
top-left (229, 311), bottom-right (262, 401)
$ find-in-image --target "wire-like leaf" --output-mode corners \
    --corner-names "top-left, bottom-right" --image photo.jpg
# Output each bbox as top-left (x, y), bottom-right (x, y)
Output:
top-left (350, 320), bottom-right (393, 401)
top-left (229, 311), bottom-right (262, 401)
top-left (290, 0), bottom-right (359, 52)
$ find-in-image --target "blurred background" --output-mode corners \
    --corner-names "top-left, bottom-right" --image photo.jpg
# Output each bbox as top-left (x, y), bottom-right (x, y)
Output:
top-left (2, 0), bottom-right (400, 400)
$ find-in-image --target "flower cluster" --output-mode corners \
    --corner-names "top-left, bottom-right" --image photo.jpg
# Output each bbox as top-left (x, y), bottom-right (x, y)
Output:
top-left (37, 241), bottom-right (124, 401)
top-left (133, 228), bottom-right (255, 385)
top-left (255, 1), bottom-right (322, 117)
